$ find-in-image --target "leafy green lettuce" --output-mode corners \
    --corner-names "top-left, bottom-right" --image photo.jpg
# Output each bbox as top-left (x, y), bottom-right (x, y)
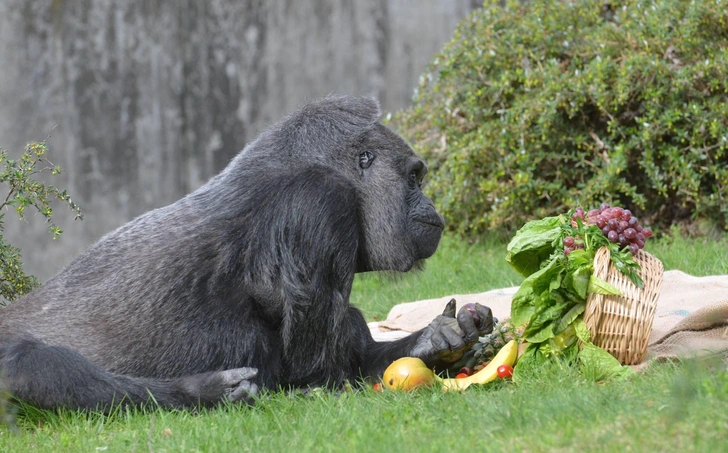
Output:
top-left (506, 213), bottom-right (636, 382)
top-left (505, 216), bottom-right (562, 277)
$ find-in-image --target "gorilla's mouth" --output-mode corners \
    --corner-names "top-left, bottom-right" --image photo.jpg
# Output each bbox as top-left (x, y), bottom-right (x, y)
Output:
top-left (414, 215), bottom-right (445, 230)
top-left (412, 214), bottom-right (445, 262)
top-left (419, 219), bottom-right (444, 229)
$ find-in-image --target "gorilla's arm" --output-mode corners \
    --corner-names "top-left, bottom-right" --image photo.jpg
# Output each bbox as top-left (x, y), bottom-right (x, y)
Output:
top-left (245, 168), bottom-right (491, 385)
top-left (348, 300), bottom-right (493, 378)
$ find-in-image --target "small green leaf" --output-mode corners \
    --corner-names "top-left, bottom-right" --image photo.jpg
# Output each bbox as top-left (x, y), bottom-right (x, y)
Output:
top-left (555, 303), bottom-right (586, 334)
top-left (573, 317), bottom-right (591, 343)
top-left (588, 275), bottom-right (622, 295)
top-left (571, 265), bottom-right (592, 299)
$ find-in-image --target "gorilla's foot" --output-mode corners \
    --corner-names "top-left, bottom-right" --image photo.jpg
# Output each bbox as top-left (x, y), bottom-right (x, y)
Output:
top-left (178, 367), bottom-right (259, 406)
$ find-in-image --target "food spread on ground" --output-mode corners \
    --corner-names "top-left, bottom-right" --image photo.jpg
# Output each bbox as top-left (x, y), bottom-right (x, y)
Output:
top-left (380, 203), bottom-right (658, 391)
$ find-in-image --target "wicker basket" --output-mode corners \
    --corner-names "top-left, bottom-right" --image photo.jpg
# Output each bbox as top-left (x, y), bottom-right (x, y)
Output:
top-left (583, 247), bottom-right (664, 365)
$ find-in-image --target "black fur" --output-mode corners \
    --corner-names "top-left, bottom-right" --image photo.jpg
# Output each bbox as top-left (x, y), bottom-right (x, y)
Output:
top-left (0, 96), bottom-right (492, 411)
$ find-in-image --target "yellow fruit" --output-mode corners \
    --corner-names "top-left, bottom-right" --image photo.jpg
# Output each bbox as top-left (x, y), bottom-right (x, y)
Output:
top-left (440, 339), bottom-right (519, 391)
top-left (382, 357), bottom-right (437, 391)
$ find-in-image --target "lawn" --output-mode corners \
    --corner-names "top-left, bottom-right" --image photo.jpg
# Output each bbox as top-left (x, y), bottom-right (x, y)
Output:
top-left (1, 232), bottom-right (727, 452)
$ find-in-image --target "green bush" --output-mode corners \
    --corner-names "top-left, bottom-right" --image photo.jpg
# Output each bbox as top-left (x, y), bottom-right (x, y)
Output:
top-left (0, 141), bottom-right (82, 305)
top-left (394, 0), bottom-right (728, 236)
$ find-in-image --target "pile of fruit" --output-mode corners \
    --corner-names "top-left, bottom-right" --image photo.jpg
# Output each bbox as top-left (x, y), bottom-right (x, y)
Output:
top-left (381, 339), bottom-right (519, 392)
top-left (379, 203), bottom-right (654, 392)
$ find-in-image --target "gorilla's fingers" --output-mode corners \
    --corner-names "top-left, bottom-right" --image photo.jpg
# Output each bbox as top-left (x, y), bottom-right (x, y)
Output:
top-left (456, 307), bottom-right (480, 343)
top-left (474, 304), bottom-right (494, 334)
top-left (440, 325), bottom-right (466, 353)
top-left (178, 367), bottom-right (259, 405)
top-left (429, 330), bottom-right (450, 353)
top-left (220, 367), bottom-right (258, 385)
top-left (442, 298), bottom-right (457, 318)
top-left (431, 321), bottom-right (466, 357)
top-left (225, 380), bottom-right (259, 405)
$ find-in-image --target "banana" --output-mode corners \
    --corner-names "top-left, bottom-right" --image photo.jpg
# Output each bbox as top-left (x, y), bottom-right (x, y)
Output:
top-left (439, 339), bottom-right (519, 391)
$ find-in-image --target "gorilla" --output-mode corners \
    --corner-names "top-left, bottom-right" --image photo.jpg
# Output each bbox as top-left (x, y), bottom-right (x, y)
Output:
top-left (0, 96), bottom-right (492, 411)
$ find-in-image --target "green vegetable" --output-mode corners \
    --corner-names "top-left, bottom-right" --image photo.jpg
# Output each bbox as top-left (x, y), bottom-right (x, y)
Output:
top-left (578, 343), bottom-right (635, 382)
top-left (507, 211), bottom-right (640, 381)
top-left (505, 216), bottom-right (562, 278)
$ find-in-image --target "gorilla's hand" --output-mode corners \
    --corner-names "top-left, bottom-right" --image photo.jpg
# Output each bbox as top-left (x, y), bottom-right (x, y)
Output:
top-left (409, 299), bottom-right (493, 367)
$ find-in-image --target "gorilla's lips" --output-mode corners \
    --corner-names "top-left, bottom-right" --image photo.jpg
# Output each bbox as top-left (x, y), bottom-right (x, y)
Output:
top-left (414, 211), bottom-right (445, 230)
top-left (413, 214), bottom-right (445, 260)
top-left (417, 218), bottom-right (445, 230)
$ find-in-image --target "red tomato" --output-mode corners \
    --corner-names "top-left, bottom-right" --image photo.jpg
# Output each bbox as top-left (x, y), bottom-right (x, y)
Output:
top-left (372, 382), bottom-right (384, 393)
top-left (497, 364), bottom-right (514, 379)
top-left (458, 366), bottom-right (474, 376)
top-left (455, 373), bottom-right (469, 379)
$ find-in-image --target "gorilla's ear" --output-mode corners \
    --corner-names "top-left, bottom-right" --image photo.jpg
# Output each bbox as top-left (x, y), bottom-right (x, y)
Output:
top-left (273, 95), bottom-right (382, 158)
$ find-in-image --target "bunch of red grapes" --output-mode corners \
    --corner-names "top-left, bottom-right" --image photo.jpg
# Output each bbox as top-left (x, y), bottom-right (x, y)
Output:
top-left (564, 203), bottom-right (653, 256)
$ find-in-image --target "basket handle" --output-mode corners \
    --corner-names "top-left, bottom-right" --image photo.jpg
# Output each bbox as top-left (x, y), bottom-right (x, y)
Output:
top-left (583, 246), bottom-right (612, 339)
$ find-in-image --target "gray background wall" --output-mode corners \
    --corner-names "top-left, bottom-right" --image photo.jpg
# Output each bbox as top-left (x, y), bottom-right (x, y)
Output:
top-left (0, 0), bottom-right (479, 282)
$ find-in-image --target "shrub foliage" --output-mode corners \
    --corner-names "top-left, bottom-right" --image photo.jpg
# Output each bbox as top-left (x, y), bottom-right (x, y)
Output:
top-left (394, 0), bottom-right (728, 236)
top-left (0, 141), bottom-right (82, 305)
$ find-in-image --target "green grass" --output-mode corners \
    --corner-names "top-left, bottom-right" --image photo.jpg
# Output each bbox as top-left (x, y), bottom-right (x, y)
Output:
top-left (2, 232), bottom-right (727, 452)
top-left (2, 359), bottom-right (726, 452)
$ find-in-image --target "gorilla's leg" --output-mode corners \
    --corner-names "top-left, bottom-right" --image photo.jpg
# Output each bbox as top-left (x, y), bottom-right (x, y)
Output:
top-left (0, 338), bottom-right (258, 411)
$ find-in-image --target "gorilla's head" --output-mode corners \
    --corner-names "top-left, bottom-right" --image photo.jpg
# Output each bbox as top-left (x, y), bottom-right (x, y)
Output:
top-left (230, 95), bottom-right (445, 273)
top-left (351, 122), bottom-right (445, 272)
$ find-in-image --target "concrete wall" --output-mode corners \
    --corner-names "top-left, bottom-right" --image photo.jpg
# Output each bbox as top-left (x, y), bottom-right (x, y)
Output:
top-left (0, 0), bottom-right (479, 281)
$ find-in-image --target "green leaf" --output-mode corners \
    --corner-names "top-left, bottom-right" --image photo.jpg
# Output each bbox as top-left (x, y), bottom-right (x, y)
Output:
top-left (578, 342), bottom-right (635, 382)
top-left (505, 216), bottom-right (561, 277)
top-left (510, 255), bottom-right (563, 325)
top-left (570, 265), bottom-right (593, 299)
top-left (546, 324), bottom-right (578, 354)
top-left (530, 256), bottom-right (564, 295)
top-left (565, 248), bottom-right (592, 268)
top-left (627, 272), bottom-right (645, 289)
top-left (555, 303), bottom-right (586, 334)
top-left (588, 275), bottom-right (622, 295)
top-left (510, 283), bottom-right (536, 327)
top-left (523, 297), bottom-right (570, 343)
top-left (573, 317), bottom-right (591, 343)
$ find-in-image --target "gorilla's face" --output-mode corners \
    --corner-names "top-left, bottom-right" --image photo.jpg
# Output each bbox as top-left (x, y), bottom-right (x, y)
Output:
top-left (352, 124), bottom-right (445, 273)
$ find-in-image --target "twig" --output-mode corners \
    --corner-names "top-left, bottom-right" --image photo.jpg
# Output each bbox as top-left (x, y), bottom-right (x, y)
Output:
top-left (588, 131), bottom-right (607, 150)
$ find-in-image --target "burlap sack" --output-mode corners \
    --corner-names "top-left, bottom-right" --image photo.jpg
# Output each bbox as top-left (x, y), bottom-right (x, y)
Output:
top-left (368, 270), bottom-right (728, 362)
top-left (647, 301), bottom-right (728, 360)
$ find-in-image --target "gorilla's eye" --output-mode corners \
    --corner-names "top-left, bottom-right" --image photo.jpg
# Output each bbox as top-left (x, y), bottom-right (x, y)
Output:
top-left (359, 151), bottom-right (375, 169)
